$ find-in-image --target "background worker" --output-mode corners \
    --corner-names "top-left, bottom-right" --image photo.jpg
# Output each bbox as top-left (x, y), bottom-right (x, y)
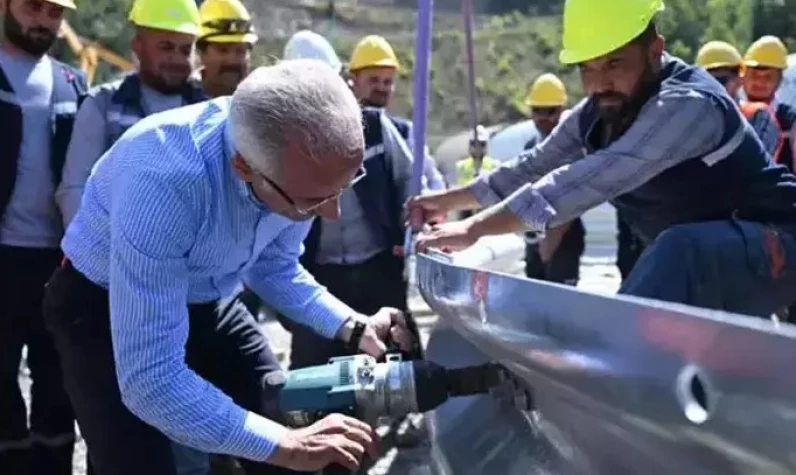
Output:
top-left (56, 0), bottom-right (206, 226)
top-left (0, 0), bottom-right (86, 474)
top-left (696, 40), bottom-right (782, 158)
top-left (44, 60), bottom-right (413, 475)
top-left (283, 29), bottom-right (343, 73)
top-left (409, 0), bottom-right (796, 319)
top-left (195, 0), bottom-right (256, 98)
top-left (742, 35), bottom-right (796, 172)
top-left (522, 73), bottom-right (585, 286)
top-left (454, 125), bottom-right (497, 219)
top-left (348, 34), bottom-right (446, 190)
top-left (280, 30), bottom-right (424, 371)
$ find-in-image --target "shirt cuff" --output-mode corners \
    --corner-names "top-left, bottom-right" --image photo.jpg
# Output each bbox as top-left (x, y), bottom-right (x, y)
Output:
top-left (217, 409), bottom-right (290, 462)
top-left (305, 291), bottom-right (352, 339)
top-left (504, 184), bottom-right (557, 234)
top-left (467, 177), bottom-right (504, 208)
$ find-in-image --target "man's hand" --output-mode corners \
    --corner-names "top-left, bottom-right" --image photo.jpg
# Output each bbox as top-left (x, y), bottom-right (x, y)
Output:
top-left (268, 414), bottom-right (378, 471)
top-left (405, 188), bottom-right (480, 230)
top-left (336, 308), bottom-right (414, 358)
top-left (415, 218), bottom-right (480, 253)
top-left (360, 307), bottom-right (413, 357)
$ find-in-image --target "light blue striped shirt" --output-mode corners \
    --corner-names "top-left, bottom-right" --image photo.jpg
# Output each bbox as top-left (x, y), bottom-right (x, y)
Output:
top-left (62, 97), bottom-right (353, 461)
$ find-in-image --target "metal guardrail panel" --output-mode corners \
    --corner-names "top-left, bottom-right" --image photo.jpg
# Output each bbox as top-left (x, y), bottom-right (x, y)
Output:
top-left (417, 253), bottom-right (796, 475)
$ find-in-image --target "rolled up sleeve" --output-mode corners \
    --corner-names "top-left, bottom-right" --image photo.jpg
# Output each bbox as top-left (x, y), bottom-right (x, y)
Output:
top-left (467, 103), bottom-right (586, 207)
top-left (503, 90), bottom-right (726, 231)
top-left (108, 144), bottom-right (287, 462)
top-left (244, 223), bottom-right (351, 339)
top-left (56, 96), bottom-right (110, 227)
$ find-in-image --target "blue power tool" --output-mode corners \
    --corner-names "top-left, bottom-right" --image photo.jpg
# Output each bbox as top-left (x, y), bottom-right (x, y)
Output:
top-left (267, 354), bottom-right (502, 428)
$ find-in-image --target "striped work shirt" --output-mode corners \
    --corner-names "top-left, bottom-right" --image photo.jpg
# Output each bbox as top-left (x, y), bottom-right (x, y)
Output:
top-left (467, 88), bottom-right (725, 231)
top-left (61, 98), bottom-right (353, 461)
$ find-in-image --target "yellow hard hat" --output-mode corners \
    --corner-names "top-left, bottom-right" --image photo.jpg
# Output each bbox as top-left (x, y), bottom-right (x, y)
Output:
top-left (199, 0), bottom-right (257, 44)
top-left (526, 73), bottom-right (568, 107)
top-left (744, 35), bottom-right (788, 70)
top-left (560, 0), bottom-right (664, 65)
top-left (46, 0), bottom-right (76, 9)
top-left (695, 41), bottom-right (742, 70)
top-left (129, 0), bottom-right (201, 36)
top-left (349, 35), bottom-right (400, 72)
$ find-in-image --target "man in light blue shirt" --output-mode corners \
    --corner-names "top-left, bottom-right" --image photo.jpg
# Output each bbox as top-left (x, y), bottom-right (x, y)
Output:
top-left (0, 1), bottom-right (86, 474)
top-left (43, 60), bottom-right (412, 475)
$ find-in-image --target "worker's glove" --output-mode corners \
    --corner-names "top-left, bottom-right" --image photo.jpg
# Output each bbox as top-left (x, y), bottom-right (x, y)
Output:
top-left (268, 413), bottom-right (378, 471)
top-left (360, 308), bottom-right (414, 359)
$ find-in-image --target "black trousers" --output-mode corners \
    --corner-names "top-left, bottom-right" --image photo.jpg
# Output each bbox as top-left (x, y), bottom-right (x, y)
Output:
top-left (43, 262), bottom-right (308, 475)
top-left (0, 245), bottom-right (75, 475)
top-left (524, 218), bottom-right (586, 285)
top-left (283, 252), bottom-right (414, 370)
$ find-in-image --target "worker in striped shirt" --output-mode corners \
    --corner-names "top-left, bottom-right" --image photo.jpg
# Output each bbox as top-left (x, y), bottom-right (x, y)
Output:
top-left (409, 0), bottom-right (796, 318)
top-left (43, 60), bottom-right (412, 475)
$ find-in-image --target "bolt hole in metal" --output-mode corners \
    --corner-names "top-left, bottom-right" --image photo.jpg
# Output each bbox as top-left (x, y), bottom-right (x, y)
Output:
top-left (675, 364), bottom-right (713, 424)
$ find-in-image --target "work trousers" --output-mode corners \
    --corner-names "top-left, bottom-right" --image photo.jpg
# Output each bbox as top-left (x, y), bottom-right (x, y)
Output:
top-left (0, 245), bottom-right (75, 475)
top-left (619, 219), bottom-right (796, 317)
top-left (524, 218), bottom-right (586, 286)
top-left (283, 251), bottom-right (415, 370)
top-left (43, 261), bottom-right (307, 475)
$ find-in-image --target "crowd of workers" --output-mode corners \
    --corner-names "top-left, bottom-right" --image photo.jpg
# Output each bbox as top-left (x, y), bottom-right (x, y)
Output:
top-left (3, 0), bottom-right (796, 474)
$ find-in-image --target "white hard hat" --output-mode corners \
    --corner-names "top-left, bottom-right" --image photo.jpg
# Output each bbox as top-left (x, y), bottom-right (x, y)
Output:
top-left (471, 124), bottom-right (489, 143)
top-left (283, 30), bottom-right (342, 73)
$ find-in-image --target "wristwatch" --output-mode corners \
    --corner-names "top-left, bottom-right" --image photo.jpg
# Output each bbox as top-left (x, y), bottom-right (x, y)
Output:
top-left (345, 317), bottom-right (368, 353)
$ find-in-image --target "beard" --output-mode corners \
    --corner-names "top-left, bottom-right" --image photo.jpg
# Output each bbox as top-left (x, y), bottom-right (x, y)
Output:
top-left (138, 64), bottom-right (191, 95)
top-left (4, 12), bottom-right (56, 57)
top-left (595, 59), bottom-right (658, 127)
top-left (361, 91), bottom-right (389, 108)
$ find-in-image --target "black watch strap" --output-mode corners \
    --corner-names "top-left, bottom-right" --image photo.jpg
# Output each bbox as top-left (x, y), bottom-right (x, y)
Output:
top-left (346, 319), bottom-right (368, 353)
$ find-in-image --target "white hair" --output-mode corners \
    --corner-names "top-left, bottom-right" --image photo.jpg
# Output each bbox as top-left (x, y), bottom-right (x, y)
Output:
top-left (229, 59), bottom-right (363, 176)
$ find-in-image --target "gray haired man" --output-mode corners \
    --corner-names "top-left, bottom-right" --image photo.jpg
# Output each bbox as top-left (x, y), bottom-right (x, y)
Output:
top-left (42, 60), bottom-right (413, 475)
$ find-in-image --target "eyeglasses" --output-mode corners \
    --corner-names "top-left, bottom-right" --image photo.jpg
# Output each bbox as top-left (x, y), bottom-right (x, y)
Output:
top-left (259, 167), bottom-right (367, 215)
top-left (203, 19), bottom-right (254, 35)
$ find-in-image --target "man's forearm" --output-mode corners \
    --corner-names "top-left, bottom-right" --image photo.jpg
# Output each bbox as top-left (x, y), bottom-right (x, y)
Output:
top-left (440, 186), bottom-right (483, 212)
top-left (467, 201), bottom-right (529, 238)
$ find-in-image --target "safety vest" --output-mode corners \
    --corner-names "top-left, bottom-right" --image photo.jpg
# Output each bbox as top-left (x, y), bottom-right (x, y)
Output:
top-left (389, 114), bottom-right (411, 141)
top-left (0, 59), bottom-right (86, 223)
top-left (301, 106), bottom-right (404, 271)
top-left (739, 101), bottom-right (785, 164)
top-left (85, 73), bottom-right (206, 150)
top-left (455, 156), bottom-right (498, 186)
top-left (578, 55), bottom-right (796, 243)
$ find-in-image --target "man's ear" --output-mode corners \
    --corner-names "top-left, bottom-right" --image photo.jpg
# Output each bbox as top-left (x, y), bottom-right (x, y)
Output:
top-left (651, 34), bottom-right (665, 59)
top-left (231, 155), bottom-right (255, 182)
